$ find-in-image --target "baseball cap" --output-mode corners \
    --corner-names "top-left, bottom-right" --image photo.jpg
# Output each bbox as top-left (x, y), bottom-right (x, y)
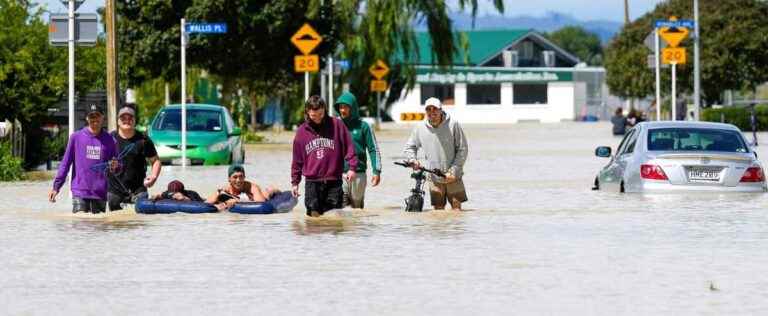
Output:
top-left (86, 104), bottom-right (104, 118)
top-left (228, 164), bottom-right (245, 177)
top-left (424, 97), bottom-right (442, 110)
top-left (118, 106), bottom-right (135, 118)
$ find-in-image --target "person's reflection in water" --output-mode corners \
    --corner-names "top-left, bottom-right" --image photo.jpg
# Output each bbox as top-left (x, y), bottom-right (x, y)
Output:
top-left (59, 219), bottom-right (146, 232)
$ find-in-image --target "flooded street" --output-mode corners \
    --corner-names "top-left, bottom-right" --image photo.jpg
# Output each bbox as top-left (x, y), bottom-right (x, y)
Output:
top-left (2, 122), bottom-right (768, 315)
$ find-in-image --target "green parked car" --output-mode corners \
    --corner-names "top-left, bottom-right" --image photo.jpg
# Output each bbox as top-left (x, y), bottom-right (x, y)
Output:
top-left (148, 104), bottom-right (245, 165)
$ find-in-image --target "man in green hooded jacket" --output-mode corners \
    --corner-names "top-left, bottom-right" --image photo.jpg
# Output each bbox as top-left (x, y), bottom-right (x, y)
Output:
top-left (333, 92), bottom-right (382, 209)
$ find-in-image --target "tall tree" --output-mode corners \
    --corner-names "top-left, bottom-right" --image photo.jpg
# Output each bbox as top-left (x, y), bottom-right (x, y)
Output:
top-left (546, 26), bottom-right (603, 66)
top-left (604, 0), bottom-right (768, 105)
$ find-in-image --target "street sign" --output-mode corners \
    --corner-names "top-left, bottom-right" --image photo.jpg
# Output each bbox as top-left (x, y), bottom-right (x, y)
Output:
top-left (49, 13), bottom-right (98, 46)
top-left (336, 59), bottom-right (350, 70)
top-left (662, 47), bottom-right (687, 64)
top-left (294, 54), bottom-right (319, 73)
top-left (643, 31), bottom-right (667, 51)
top-left (369, 60), bottom-right (390, 79)
top-left (647, 54), bottom-right (669, 69)
top-left (370, 80), bottom-right (387, 92)
top-left (185, 23), bottom-right (227, 34)
top-left (291, 23), bottom-right (322, 55)
top-left (59, 0), bottom-right (85, 11)
top-left (659, 26), bottom-right (689, 47)
top-left (400, 112), bottom-right (425, 121)
top-left (654, 19), bottom-right (695, 29)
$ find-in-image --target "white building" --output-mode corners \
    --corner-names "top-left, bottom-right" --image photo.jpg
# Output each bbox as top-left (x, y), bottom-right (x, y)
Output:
top-left (389, 30), bottom-right (607, 124)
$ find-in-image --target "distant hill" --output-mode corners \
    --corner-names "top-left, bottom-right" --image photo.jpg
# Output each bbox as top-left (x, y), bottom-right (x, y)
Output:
top-left (415, 11), bottom-right (623, 44)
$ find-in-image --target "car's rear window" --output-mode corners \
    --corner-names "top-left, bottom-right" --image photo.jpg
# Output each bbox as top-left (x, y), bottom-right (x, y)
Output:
top-left (647, 128), bottom-right (748, 153)
top-left (153, 109), bottom-right (223, 132)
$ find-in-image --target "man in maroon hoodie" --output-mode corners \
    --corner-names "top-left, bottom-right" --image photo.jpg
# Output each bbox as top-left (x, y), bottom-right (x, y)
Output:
top-left (291, 95), bottom-right (357, 217)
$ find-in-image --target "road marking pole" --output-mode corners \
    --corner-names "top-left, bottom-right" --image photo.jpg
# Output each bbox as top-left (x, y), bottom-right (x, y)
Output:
top-left (655, 27), bottom-right (661, 121)
top-left (671, 61), bottom-right (677, 121)
top-left (180, 18), bottom-right (187, 168)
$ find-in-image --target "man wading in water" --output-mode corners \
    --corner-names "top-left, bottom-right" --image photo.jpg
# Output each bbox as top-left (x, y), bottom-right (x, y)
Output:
top-left (107, 105), bottom-right (162, 210)
top-left (403, 97), bottom-right (469, 211)
top-left (48, 105), bottom-right (118, 213)
top-left (291, 95), bottom-right (357, 217)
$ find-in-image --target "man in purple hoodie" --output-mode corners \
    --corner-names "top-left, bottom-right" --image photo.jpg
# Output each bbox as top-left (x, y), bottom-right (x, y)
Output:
top-left (291, 95), bottom-right (357, 217)
top-left (48, 105), bottom-right (117, 213)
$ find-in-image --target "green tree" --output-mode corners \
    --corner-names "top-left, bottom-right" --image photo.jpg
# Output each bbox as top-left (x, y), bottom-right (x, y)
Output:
top-left (117, 0), bottom-right (503, 125)
top-left (604, 0), bottom-right (768, 104)
top-left (546, 26), bottom-right (603, 66)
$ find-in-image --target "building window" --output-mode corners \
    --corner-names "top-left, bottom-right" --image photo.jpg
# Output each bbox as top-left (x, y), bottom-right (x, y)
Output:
top-left (513, 84), bottom-right (548, 104)
top-left (467, 84), bottom-right (501, 105)
top-left (420, 84), bottom-right (455, 105)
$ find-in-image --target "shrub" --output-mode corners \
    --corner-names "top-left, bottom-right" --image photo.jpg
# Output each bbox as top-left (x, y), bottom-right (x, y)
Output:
top-left (701, 104), bottom-right (768, 131)
top-left (0, 141), bottom-right (25, 181)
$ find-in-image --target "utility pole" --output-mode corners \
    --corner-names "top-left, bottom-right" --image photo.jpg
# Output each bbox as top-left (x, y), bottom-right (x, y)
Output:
top-left (693, 0), bottom-right (701, 120)
top-left (105, 0), bottom-right (118, 130)
top-left (624, 0), bottom-right (630, 24)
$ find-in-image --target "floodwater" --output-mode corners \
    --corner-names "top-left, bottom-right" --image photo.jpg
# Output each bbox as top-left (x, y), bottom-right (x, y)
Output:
top-left (2, 122), bottom-right (768, 315)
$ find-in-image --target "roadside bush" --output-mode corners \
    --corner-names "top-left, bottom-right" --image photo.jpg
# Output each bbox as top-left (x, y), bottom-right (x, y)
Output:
top-left (701, 104), bottom-right (768, 131)
top-left (242, 130), bottom-right (265, 144)
top-left (0, 141), bottom-right (25, 181)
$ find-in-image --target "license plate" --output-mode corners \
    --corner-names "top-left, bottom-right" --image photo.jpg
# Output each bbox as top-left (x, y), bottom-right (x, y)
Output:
top-left (688, 167), bottom-right (721, 182)
top-left (171, 158), bottom-right (191, 166)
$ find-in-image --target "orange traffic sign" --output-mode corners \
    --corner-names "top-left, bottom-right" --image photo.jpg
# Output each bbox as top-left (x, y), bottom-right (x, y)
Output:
top-left (290, 23), bottom-right (322, 55)
top-left (400, 112), bottom-right (425, 121)
top-left (659, 26), bottom-right (689, 48)
top-left (370, 80), bottom-right (387, 92)
top-left (662, 47), bottom-right (686, 65)
top-left (369, 59), bottom-right (390, 79)
top-left (294, 54), bottom-right (319, 72)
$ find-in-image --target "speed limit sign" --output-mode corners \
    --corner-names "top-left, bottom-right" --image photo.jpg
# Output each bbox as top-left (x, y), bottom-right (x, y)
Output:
top-left (662, 47), bottom-right (686, 65)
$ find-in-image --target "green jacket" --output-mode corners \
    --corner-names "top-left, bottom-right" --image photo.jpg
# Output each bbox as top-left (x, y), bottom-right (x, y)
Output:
top-left (334, 92), bottom-right (382, 175)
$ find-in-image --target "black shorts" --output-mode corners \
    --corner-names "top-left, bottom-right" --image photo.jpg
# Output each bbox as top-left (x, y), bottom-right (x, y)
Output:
top-left (73, 198), bottom-right (107, 214)
top-left (107, 187), bottom-right (147, 210)
top-left (304, 180), bottom-right (343, 216)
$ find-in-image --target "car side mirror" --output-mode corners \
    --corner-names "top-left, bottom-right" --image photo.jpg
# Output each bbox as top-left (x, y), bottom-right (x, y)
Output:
top-left (595, 146), bottom-right (612, 157)
top-left (230, 127), bottom-right (241, 136)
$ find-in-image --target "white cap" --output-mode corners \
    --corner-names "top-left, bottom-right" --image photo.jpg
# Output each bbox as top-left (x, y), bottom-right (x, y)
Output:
top-left (424, 97), bottom-right (442, 109)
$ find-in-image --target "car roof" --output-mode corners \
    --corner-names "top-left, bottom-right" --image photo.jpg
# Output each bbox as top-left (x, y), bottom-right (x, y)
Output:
top-left (636, 121), bottom-right (741, 131)
top-left (161, 103), bottom-right (225, 111)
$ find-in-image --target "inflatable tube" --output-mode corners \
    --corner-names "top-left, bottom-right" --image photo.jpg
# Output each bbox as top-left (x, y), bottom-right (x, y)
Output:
top-left (229, 191), bottom-right (298, 214)
top-left (136, 198), bottom-right (218, 214)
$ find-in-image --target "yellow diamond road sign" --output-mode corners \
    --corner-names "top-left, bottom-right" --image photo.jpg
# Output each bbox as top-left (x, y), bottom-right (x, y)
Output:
top-left (369, 59), bottom-right (390, 80)
top-left (659, 26), bottom-right (689, 48)
top-left (291, 23), bottom-right (322, 55)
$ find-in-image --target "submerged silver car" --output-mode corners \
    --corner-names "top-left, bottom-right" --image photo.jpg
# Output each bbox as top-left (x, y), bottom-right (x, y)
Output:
top-left (593, 121), bottom-right (767, 193)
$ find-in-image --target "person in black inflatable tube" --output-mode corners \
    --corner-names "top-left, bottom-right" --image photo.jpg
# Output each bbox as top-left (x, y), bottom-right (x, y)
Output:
top-left (206, 164), bottom-right (277, 211)
top-left (151, 180), bottom-right (204, 202)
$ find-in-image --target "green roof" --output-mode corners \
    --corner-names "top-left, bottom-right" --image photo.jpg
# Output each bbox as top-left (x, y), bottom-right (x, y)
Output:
top-left (410, 29), bottom-right (530, 66)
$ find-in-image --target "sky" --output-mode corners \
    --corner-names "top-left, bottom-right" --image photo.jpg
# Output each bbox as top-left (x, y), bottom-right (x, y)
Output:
top-left (448, 0), bottom-right (667, 22)
top-left (39, 0), bottom-right (666, 22)
top-left (38, 0), bottom-right (663, 22)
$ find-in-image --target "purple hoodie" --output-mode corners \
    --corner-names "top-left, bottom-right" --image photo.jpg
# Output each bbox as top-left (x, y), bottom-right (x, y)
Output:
top-left (52, 128), bottom-right (117, 200)
top-left (291, 116), bottom-right (357, 185)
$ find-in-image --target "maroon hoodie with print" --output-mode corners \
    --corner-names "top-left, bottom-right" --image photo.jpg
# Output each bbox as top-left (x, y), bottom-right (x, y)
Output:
top-left (291, 116), bottom-right (357, 185)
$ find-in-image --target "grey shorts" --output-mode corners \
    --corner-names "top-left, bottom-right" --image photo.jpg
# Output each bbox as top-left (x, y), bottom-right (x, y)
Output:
top-left (342, 173), bottom-right (367, 209)
top-left (72, 197), bottom-right (107, 214)
top-left (428, 179), bottom-right (468, 208)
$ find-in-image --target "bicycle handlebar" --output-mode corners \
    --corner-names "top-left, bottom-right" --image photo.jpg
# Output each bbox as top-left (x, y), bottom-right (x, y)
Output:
top-left (394, 161), bottom-right (446, 177)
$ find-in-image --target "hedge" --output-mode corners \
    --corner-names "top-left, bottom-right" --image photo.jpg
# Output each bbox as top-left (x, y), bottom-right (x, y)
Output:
top-left (701, 104), bottom-right (768, 131)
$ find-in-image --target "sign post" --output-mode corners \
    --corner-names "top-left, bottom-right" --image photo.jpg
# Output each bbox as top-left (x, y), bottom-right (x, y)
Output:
top-left (291, 23), bottom-right (323, 103)
top-left (369, 59), bottom-right (390, 127)
top-left (655, 28), bottom-right (661, 121)
top-left (180, 21), bottom-right (227, 167)
top-left (656, 16), bottom-right (693, 121)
